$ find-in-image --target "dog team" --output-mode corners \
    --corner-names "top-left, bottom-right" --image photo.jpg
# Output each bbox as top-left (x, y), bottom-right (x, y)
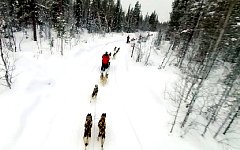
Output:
top-left (84, 46), bottom-right (121, 149)
top-left (83, 113), bottom-right (106, 149)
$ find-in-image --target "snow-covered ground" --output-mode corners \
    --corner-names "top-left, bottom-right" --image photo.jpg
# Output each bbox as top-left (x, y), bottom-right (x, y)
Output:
top-left (0, 31), bottom-right (225, 150)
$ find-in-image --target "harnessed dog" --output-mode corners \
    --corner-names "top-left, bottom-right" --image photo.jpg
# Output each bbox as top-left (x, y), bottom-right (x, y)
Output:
top-left (113, 47), bottom-right (120, 58)
top-left (98, 113), bottom-right (106, 147)
top-left (91, 84), bottom-right (98, 99)
top-left (83, 113), bottom-right (92, 147)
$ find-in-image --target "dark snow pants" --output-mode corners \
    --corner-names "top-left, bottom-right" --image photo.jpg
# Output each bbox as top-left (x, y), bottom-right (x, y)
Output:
top-left (101, 62), bottom-right (110, 71)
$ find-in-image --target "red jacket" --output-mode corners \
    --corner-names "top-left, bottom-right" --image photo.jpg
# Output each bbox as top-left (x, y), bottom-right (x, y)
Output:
top-left (102, 54), bottom-right (110, 64)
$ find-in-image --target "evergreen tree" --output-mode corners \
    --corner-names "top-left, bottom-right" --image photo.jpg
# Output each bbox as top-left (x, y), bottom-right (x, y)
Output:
top-left (132, 1), bottom-right (141, 31)
top-left (149, 11), bottom-right (158, 31)
top-left (140, 13), bottom-right (150, 31)
top-left (74, 0), bottom-right (83, 28)
top-left (220, 1), bottom-right (240, 63)
top-left (89, 0), bottom-right (101, 32)
top-left (166, 0), bottom-right (184, 40)
top-left (112, 0), bottom-right (122, 32)
top-left (82, 0), bottom-right (90, 29)
top-left (125, 5), bottom-right (132, 32)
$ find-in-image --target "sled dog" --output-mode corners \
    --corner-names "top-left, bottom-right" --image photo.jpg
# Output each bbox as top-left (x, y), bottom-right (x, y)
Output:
top-left (91, 84), bottom-right (98, 99)
top-left (98, 113), bottom-right (106, 147)
top-left (83, 113), bottom-right (92, 147)
top-left (100, 73), bottom-right (108, 85)
top-left (113, 47), bottom-right (120, 58)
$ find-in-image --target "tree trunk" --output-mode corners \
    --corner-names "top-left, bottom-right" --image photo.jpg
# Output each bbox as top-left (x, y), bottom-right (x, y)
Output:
top-left (223, 106), bottom-right (240, 135)
top-left (170, 93), bottom-right (183, 133)
top-left (0, 38), bottom-right (11, 89)
top-left (181, 78), bottom-right (204, 128)
top-left (213, 83), bottom-right (234, 122)
top-left (31, 0), bottom-right (37, 41)
top-left (97, 12), bottom-right (103, 33)
top-left (159, 43), bottom-right (173, 69)
top-left (9, 25), bottom-right (17, 52)
top-left (202, 81), bottom-right (234, 136)
top-left (178, 31), bottom-right (194, 68)
top-left (104, 16), bottom-right (109, 33)
top-left (61, 36), bottom-right (63, 56)
top-left (213, 104), bottom-right (239, 138)
top-left (131, 43), bottom-right (135, 58)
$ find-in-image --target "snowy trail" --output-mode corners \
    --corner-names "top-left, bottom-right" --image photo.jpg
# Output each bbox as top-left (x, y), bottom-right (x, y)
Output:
top-left (0, 33), bottom-right (225, 150)
top-left (11, 36), bottom-right (165, 150)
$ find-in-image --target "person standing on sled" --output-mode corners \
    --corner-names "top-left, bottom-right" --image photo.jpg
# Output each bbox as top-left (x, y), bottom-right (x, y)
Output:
top-left (101, 52), bottom-right (110, 72)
